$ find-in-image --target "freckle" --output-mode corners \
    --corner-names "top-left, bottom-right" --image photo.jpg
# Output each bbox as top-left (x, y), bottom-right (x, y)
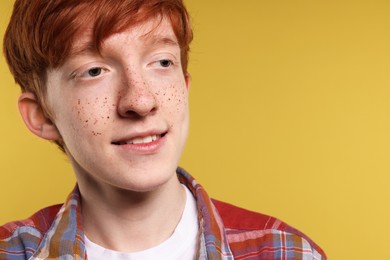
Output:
top-left (107, 116), bottom-right (110, 119)
top-left (85, 120), bottom-right (88, 123)
top-left (78, 99), bottom-right (80, 105)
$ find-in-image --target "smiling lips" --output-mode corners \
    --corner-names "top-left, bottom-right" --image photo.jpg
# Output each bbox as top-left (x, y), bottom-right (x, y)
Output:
top-left (112, 133), bottom-right (165, 145)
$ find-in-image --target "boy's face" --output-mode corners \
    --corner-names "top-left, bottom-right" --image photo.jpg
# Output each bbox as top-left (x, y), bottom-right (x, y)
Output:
top-left (44, 18), bottom-right (190, 192)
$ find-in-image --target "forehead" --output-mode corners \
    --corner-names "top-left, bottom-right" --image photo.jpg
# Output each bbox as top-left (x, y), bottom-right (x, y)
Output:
top-left (70, 18), bottom-right (179, 57)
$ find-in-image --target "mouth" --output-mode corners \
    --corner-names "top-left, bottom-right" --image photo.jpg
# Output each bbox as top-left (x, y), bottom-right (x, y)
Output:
top-left (112, 133), bottom-right (167, 145)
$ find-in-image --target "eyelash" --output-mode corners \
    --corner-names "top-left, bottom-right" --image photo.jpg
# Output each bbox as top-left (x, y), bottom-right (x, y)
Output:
top-left (80, 67), bottom-right (104, 78)
top-left (73, 58), bottom-right (175, 80)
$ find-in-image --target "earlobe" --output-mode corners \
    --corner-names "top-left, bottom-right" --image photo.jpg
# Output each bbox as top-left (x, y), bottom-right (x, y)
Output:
top-left (18, 92), bottom-right (60, 141)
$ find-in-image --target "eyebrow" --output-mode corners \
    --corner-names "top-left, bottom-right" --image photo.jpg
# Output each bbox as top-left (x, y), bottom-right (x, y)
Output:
top-left (143, 34), bottom-right (180, 48)
top-left (69, 42), bottom-right (98, 57)
top-left (70, 35), bottom-right (178, 56)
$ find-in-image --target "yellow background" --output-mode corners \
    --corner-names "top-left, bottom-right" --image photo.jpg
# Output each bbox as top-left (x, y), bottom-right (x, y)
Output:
top-left (1, 0), bottom-right (390, 259)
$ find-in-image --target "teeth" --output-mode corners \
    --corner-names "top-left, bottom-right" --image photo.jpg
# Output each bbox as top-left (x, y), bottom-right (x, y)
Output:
top-left (127, 135), bottom-right (160, 144)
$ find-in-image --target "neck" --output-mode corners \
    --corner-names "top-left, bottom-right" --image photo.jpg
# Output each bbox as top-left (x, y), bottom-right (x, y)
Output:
top-left (77, 172), bottom-right (186, 252)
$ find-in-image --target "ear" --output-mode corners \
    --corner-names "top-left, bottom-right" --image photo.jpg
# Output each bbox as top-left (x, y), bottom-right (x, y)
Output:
top-left (184, 72), bottom-right (191, 91)
top-left (18, 92), bottom-right (61, 141)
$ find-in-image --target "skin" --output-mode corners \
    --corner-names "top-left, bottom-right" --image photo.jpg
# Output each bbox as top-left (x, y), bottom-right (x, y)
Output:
top-left (18, 18), bottom-right (191, 252)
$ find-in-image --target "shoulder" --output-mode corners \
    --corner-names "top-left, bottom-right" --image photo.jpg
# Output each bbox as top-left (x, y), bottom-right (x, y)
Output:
top-left (0, 204), bottom-right (62, 238)
top-left (212, 199), bottom-right (327, 259)
top-left (0, 204), bottom-right (62, 258)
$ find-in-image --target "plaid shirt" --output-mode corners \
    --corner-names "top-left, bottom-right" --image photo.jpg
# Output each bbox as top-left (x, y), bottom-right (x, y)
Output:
top-left (0, 168), bottom-right (326, 259)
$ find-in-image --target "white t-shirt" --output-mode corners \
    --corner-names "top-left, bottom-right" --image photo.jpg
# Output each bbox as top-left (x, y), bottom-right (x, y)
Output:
top-left (85, 185), bottom-right (199, 260)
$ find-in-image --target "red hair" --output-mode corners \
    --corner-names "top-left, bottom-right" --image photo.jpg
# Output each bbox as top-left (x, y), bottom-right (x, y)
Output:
top-left (3, 0), bottom-right (193, 110)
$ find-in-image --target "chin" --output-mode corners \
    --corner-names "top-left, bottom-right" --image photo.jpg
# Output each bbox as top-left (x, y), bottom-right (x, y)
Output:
top-left (109, 166), bottom-right (179, 193)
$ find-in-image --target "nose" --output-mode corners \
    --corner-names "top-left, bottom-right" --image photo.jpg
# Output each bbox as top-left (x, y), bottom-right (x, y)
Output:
top-left (117, 74), bottom-right (158, 118)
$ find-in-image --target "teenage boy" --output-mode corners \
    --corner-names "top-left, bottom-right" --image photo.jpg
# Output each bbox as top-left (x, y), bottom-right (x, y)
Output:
top-left (0, 0), bottom-right (326, 259)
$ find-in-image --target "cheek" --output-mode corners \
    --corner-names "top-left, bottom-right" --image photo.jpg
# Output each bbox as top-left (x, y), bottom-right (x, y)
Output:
top-left (157, 80), bottom-right (189, 115)
top-left (67, 96), bottom-right (115, 137)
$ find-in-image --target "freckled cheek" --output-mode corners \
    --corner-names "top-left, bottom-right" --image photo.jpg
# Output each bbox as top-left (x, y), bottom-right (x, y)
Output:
top-left (69, 97), bottom-right (115, 136)
top-left (157, 82), bottom-right (189, 114)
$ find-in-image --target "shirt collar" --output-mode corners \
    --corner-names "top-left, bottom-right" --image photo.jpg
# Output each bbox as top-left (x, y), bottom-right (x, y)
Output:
top-left (32, 168), bottom-right (233, 259)
top-left (32, 185), bottom-right (86, 259)
top-left (177, 167), bottom-right (233, 259)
